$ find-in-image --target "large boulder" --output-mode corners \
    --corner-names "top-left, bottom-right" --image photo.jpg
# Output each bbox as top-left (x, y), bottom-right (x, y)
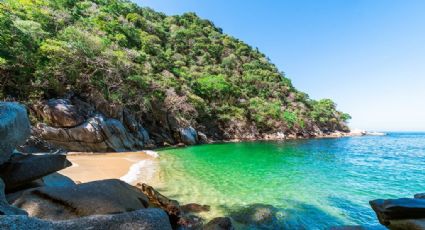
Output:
top-left (0, 208), bottom-right (172, 230)
top-left (32, 99), bottom-right (84, 128)
top-left (31, 98), bottom-right (151, 152)
top-left (0, 178), bottom-right (27, 215)
top-left (35, 113), bottom-right (148, 152)
top-left (0, 154), bottom-right (71, 191)
top-left (179, 127), bottom-right (198, 145)
top-left (370, 198), bottom-right (425, 226)
top-left (11, 179), bottom-right (149, 220)
top-left (0, 102), bottom-right (31, 165)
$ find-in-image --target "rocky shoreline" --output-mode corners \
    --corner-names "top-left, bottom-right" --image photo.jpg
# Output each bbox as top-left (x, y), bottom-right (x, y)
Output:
top-left (14, 97), bottom-right (359, 154)
top-left (0, 102), bottom-right (233, 229)
top-left (0, 101), bottom-right (406, 230)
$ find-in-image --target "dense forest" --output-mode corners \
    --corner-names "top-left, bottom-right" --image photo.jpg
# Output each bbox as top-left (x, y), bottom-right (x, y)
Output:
top-left (0, 0), bottom-right (350, 144)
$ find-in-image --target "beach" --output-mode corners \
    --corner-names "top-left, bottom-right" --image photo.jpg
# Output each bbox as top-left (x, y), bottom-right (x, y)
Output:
top-left (59, 151), bottom-right (159, 185)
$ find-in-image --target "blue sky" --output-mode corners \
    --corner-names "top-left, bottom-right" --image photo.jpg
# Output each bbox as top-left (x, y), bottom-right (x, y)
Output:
top-left (135, 0), bottom-right (425, 131)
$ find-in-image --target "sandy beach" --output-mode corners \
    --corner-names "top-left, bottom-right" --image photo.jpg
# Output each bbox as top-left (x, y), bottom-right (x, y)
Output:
top-left (59, 151), bottom-right (159, 184)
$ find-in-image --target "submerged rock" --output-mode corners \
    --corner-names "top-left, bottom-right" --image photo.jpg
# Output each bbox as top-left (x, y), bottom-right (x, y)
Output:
top-left (181, 203), bottom-right (211, 213)
top-left (0, 102), bottom-right (31, 165)
top-left (229, 203), bottom-right (279, 227)
top-left (0, 154), bottom-right (71, 191)
top-left (0, 208), bottom-right (172, 230)
top-left (369, 198), bottom-right (425, 226)
top-left (414, 193), bottom-right (425, 199)
top-left (0, 178), bottom-right (27, 215)
top-left (11, 179), bottom-right (149, 220)
top-left (177, 214), bottom-right (203, 229)
top-left (204, 217), bottom-right (234, 230)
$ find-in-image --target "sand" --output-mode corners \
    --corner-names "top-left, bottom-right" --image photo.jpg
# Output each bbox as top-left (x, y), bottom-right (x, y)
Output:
top-left (59, 151), bottom-right (158, 184)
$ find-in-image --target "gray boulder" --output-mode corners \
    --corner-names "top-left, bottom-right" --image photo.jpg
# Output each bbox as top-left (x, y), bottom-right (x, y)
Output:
top-left (0, 208), bottom-right (172, 230)
top-left (179, 127), bottom-right (198, 145)
top-left (35, 113), bottom-right (147, 152)
top-left (0, 102), bottom-right (30, 165)
top-left (32, 99), bottom-right (84, 128)
top-left (0, 178), bottom-right (27, 215)
top-left (11, 179), bottom-right (149, 220)
top-left (0, 154), bottom-right (71, 191)
top-left (370, 198), bottom-right (425, 226)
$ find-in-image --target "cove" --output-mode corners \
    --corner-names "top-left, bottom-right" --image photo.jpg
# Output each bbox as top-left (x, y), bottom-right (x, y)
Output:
top-left (148, 133), bottom-right (425, 229)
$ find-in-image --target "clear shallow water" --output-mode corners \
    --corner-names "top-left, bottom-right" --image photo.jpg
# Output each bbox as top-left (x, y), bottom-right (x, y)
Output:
top-left (152, 133), bottom-right (425, 229)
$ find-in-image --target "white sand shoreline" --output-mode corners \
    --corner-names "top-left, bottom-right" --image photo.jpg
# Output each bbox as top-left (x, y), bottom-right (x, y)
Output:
top-left (60, 151), bottom-right (160, 185)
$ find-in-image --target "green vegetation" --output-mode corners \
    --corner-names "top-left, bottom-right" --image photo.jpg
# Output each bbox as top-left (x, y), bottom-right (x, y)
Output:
top-left (0, 0), bottom-right (350, 136)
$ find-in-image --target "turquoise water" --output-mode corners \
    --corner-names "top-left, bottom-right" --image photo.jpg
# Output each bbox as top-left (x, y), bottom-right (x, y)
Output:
top-left (153, 133), bottom-right (425, 229)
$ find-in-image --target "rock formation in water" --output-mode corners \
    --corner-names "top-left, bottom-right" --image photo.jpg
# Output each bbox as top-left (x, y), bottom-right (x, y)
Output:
top-left (370, 195), bottom-right (425, 229)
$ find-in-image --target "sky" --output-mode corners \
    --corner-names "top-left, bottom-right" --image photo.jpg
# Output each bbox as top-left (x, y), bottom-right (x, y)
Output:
top-left (135, 0), bottom-right (425, 131)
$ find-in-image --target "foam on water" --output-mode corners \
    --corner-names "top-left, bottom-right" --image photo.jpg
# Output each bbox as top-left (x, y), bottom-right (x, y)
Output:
top-left (120, 150), bottom-right (159, 184)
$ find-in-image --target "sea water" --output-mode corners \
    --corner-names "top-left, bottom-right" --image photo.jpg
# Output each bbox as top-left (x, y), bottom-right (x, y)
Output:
top-left (148, 133), bottom-right (425, 229)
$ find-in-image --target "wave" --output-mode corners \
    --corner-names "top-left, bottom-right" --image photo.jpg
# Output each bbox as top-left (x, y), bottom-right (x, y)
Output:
top-left (120, 158), bottom-right (157, 184)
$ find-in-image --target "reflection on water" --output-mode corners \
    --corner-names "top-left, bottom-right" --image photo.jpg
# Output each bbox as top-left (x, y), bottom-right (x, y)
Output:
top-left (144, 133), bottom-right (425, 229)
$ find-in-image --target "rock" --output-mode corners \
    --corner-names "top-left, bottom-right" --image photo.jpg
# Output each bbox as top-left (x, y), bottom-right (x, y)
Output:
top-left (179, 127), bottom-right (198, 145)
top-left (0, 154), bottom-right (71, 191)
top-left (17, 135), bottom-right (61, 154)
top-left (0, 178), bottom-right (27, 215)
top-left (0, 208), bottom-right (172, 230)
top-left (11, 179), bottom-right (149, 220)
top-left (177, 214), bottom-right (203, 229)
top-left (42, 172), bottom-right (76, 188)
top-left (197, 132), bottom-right (210, 144)
top-left (35, 113), bottom-right (147, 152)
top-left (136, 183), bottom-right (181, 227)
top-left (229, 204), bottom-right (278, 226)
top-left (349, 129), bottom-right (367, 136)
top-left (369, 198), bottom-right (425, 226)
top-left (32, 99), bottom-right (84, 128)
top-left (176, 143), bottom-right (186, 147)
top-left (204, 217), bottom-right (234, 230)
top-left (387, 218), bottom-right (425, 230)
top-left (414, 193), bottom-right (425, 199)
top-left (181, 203), bottom-right (211, 213)
top-left (0, 102), bottom-right (31, 165)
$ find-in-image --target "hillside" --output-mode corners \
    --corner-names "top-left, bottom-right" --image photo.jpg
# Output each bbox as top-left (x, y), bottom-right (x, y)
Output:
top-left (0, 0), bottom-right (350, 148)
